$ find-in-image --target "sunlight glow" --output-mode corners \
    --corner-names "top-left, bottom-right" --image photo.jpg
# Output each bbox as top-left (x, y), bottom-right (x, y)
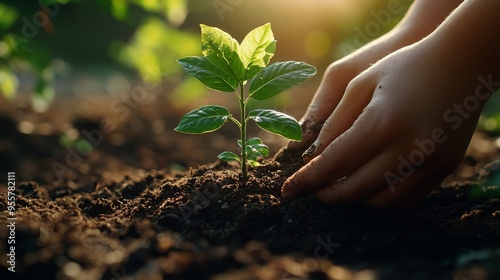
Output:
top-left (304, 31), bottom-right (332, 59)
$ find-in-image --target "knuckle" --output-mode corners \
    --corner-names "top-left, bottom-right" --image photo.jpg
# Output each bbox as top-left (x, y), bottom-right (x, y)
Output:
top-left (324, 63), bottom-right (340, 79)
top-left (357, 103), bottom-right (402, 142)
top-left (324, 62), bottom-right (352, 85)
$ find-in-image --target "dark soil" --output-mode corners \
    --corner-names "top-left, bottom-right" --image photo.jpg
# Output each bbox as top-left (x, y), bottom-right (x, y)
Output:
top-left (1, 98), bottom-right (499, 280)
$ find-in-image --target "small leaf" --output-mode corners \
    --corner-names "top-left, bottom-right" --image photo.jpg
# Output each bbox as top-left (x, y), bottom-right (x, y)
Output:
top-left (246, 137), bottom-right (269, 158)
top-left (246, 137), bottom-right (263, 146)
top-left (248, 109), bottom-right (302, 141)
top-left (247, 160), bottom-right (261, 167)
top-left (249, 61), bottom-right (316, 100)
top-left (248, 144), bottom-right (269, 158)
top-left (218, 151), bottom-right (241, 162)
top-left (175, 105), bottom-right (230, 134)
top-left (177, 56), bottom-right (238, 92)
top-left (240, 23), bottom-right (276, 80)
top-left (200, 24), bottom-right (245, 81)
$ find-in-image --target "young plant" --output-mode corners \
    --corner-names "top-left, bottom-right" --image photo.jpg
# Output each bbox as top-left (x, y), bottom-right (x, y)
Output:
top-left (175, 23), bottom-right (316, 181)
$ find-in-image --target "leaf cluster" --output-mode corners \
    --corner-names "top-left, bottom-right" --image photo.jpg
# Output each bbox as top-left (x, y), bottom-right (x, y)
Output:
top-left (175, 23), bottom-right (316, 173)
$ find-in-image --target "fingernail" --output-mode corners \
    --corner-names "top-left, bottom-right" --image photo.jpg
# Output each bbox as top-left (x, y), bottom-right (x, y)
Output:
top-left (281, 180), bottom-right (299, 201)
top-left (302, 143), bottom-right (318, 163)
top-left (302, 143), bottom-right (317, 158)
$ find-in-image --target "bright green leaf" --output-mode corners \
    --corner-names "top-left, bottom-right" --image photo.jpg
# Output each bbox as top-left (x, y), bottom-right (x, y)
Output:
top-left (175, 105), bottom-right (231, 134)
top-left (248, 109), bottom-right (302, 141)
top-left (200, 24), bottom-right (245, 81)
top-left (178, 56), bottom-right (238, 92)
top-left (247, 160), bottom-right (261, 167)
top-left (218, 151), bottom-right (240, 162)
top-left (249, 61), bottom-right (316, 100)
top-left (240, 22), bottom-right (276, 80)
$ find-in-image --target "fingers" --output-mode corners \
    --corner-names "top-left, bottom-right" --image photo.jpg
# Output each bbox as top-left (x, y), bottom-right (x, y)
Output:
top-left (289, 66), bottom-right (353, 150)
top-left (394, 179), bottom-right (442, 209)
top-left (363, 170), bottom-right (444, 208)
top-left (310, 154), bottom-right (446, 208)
top-left (311, 151), bottom-right (398, 205)
top-left (301, 66), bottom-right (350, 124)
top-left (303, 74), bottom-right (377, 162)
top-left (281, 107), bottom-right (384, 201)
top-left (287, 119), bottom-right (324, 150)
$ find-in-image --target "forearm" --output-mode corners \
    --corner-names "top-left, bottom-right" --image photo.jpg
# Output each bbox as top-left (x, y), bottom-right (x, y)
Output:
top-left (393, 0), bottom-right (464, 45)
top-left (421, 0), bottom-right (500, 100)
top-left (424, 0), bottom-right (500, 80)
top-left (342, 0), bottom-right (464, 67)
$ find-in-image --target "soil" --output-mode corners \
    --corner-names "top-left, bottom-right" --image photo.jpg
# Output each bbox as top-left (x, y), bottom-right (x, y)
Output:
top-left (0, 96), bottom-right (499, 280)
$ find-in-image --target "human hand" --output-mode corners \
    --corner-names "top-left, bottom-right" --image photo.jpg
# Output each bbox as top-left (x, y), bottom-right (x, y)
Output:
top-left (282, 41), bottom-right (491, 208)
top-left (288, 59), bottom-right (360, 150)
top-left (289, 49), bottom-right (395, 152)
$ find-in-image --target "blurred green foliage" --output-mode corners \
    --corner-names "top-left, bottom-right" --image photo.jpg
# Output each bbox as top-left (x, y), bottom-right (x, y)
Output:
top-left (0, 0), bottom-right (198, 110)
top-left (478, 88), bottom-right (500, 134)
top-left (468, 161), bottom-right (500, 200)
top-left (115, 17), bottom-right (198, 84)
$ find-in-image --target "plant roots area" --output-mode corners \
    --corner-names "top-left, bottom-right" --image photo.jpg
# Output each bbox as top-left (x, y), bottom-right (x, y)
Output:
top-left (0, 99), bottom-right (499, 280)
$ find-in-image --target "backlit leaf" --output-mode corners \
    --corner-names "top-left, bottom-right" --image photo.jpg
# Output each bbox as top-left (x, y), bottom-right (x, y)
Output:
top-left (175, 105), bottom-right (231, 134)
top-left (248, 109), bottom-right (301, 141)
top-left (240, 23), bottom-right (276, 80)
top-left (249, 61), bottom-right (316, 100)
top-left (200, 24), bottom-right (245, 81)
top-left (178, 56), bottom-right (238, 92)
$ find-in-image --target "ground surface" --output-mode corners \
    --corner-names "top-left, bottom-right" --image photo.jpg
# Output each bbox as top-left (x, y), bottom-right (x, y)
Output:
top-left (0, 96), bottom-right (499, 280)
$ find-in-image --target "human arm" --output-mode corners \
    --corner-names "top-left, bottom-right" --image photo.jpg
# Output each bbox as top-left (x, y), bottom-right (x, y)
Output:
top-left (294, 0), bottom-right (465, 148)
top-left (283, 0), bottom-right (500, 207)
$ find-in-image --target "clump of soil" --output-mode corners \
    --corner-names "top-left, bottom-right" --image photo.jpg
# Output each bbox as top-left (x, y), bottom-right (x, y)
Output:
top-left (1, 99), bottom-right (499, 280)
top-left (1, 144), bottom-right (500, 280)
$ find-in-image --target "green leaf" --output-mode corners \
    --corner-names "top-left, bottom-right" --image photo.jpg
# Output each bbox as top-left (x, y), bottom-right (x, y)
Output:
top-left (249, 61), bottom-right (316, 100)
top-left (246, 137), bottom-right (264, 146)
top-left (240, 23), bottom-right (276, 80)
top-left (218, 151), bottom-right (241, 162)
top-left (177, 56), bottom-right (239, 92)
top-left (248, 109), bottom-right (302, 141)
top-left (245, 137), bottom-right (269, 158)
top-left (200, 24), bottom-right (245, 81)
top-left (175, 105), bottom-right (231, 134)
top-left (247, 160), bottom-right (261, 167)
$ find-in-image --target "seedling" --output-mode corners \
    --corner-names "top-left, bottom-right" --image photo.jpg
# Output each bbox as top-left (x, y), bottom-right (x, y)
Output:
top-left (175, 23), bottom-right (316, 181)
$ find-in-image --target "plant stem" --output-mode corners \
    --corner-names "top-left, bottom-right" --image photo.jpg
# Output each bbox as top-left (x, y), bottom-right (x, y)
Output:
top-left (239, 82), bottom-right (247, 181)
